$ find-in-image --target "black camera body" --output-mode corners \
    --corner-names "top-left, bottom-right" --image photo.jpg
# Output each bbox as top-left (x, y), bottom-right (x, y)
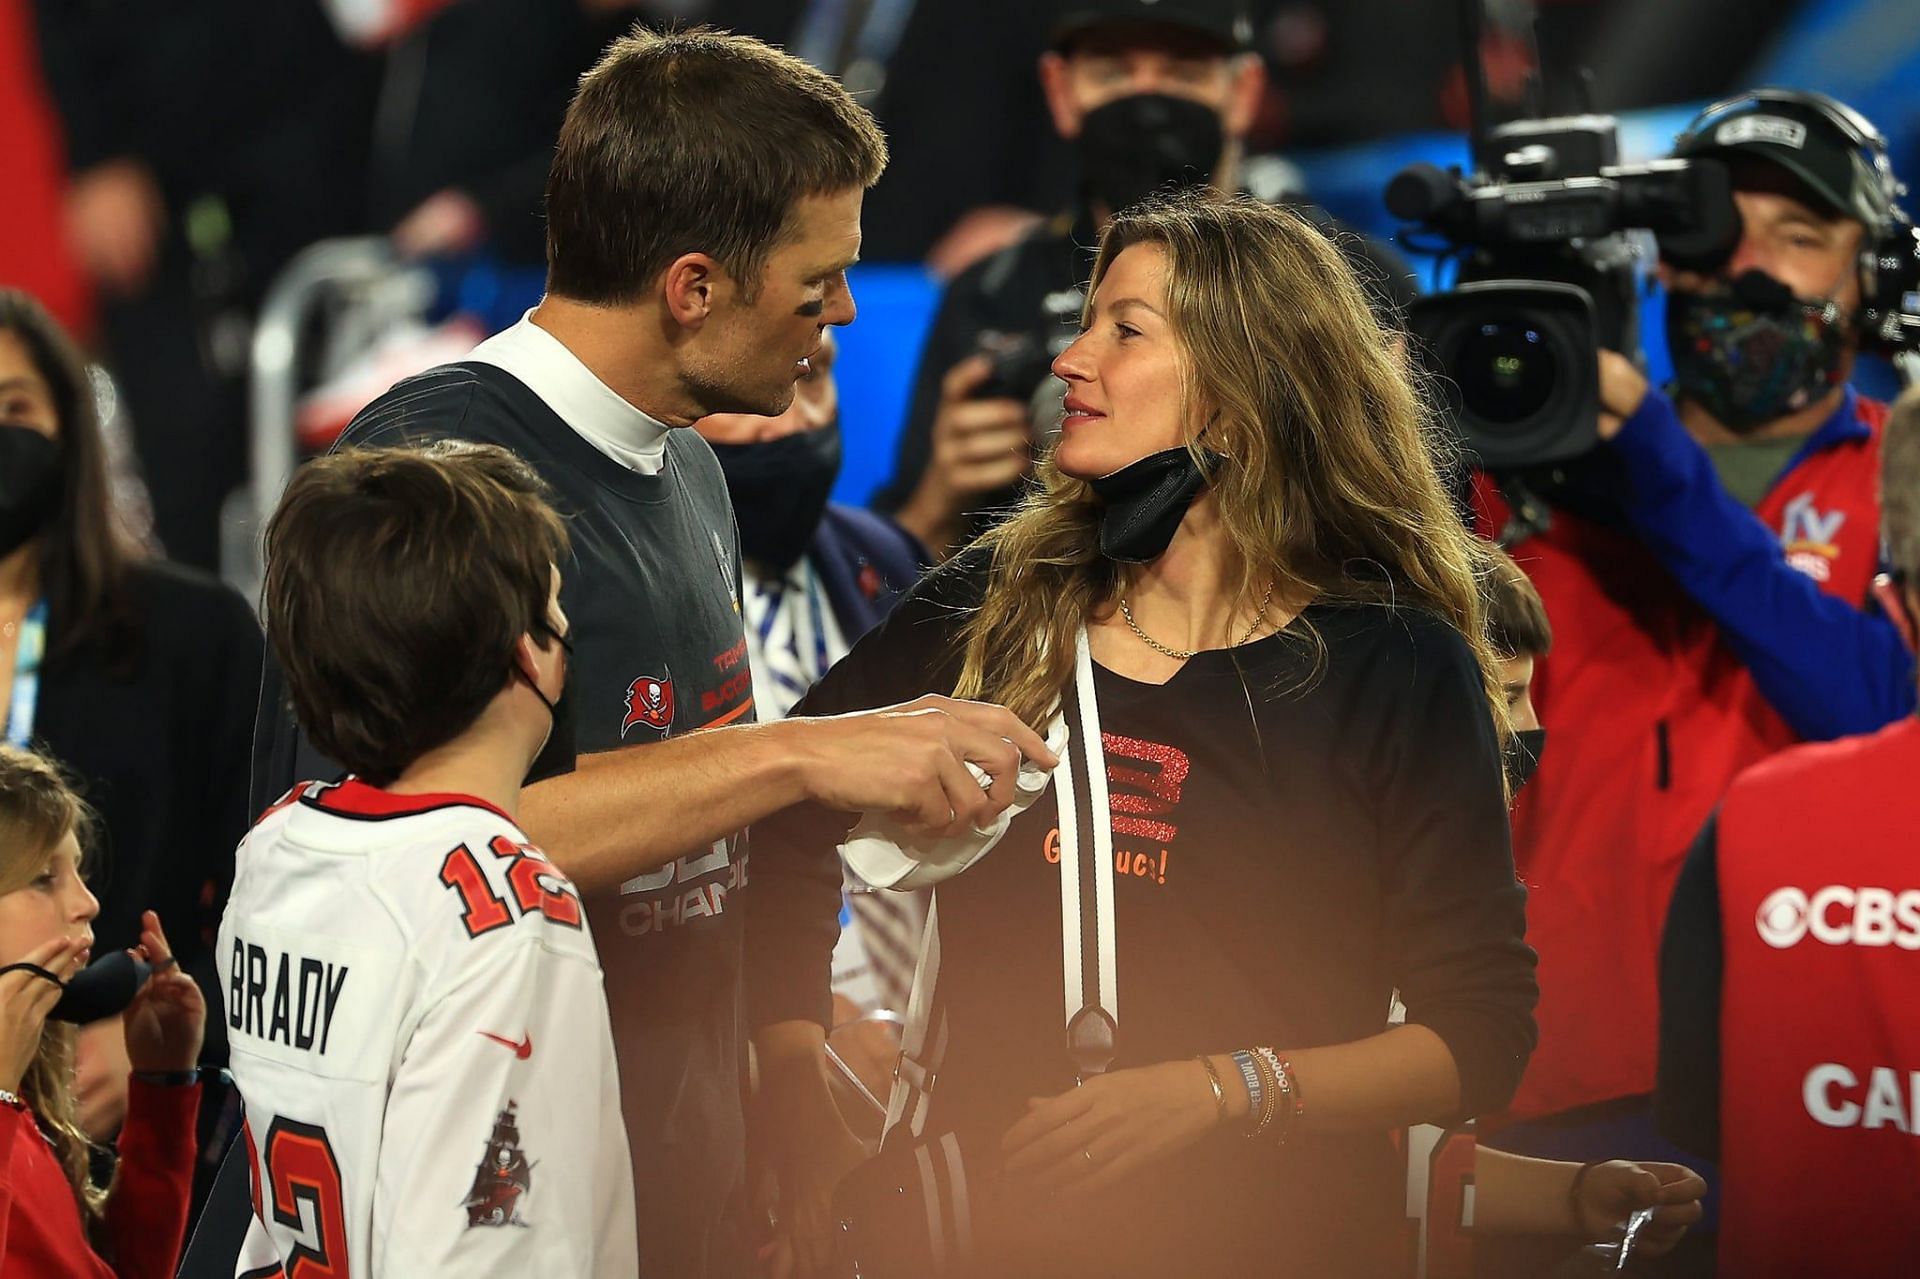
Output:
top-left (1390, 115), bottom-right (1738, 470)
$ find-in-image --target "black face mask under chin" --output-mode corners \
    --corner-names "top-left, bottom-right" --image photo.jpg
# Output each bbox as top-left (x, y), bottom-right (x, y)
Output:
top-left (707, 422), bottom-right (842, 575)
top-left (1503, 727), bottom-right (1547, 795)
top-left (522, 629), bottom-right (576, 786)
top-left (1087, 446), bottom-right (1224, 563)
top-left (0, 425), bottom-right (63, 557)
top-left (1076, 93), bottom-right (1226, 216)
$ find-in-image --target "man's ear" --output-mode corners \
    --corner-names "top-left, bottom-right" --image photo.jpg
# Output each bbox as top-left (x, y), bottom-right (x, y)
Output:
top-left (1039, 52), bottom-right (1082, 139)
top-left (1872, 574), bottom-right (1918, 654)
top-left (662, 252), bottom-right (723, 330)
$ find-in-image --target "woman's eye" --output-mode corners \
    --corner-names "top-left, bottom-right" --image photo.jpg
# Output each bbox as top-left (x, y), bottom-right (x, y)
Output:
top-left (1115, 323), bottom-right (1141, 340)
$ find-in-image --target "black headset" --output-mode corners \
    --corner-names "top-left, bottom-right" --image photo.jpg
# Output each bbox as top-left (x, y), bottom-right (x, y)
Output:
top-left (1674, 87), bottom-right (1920, 348)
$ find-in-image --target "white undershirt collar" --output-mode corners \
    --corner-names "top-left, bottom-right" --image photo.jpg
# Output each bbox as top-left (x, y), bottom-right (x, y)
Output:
top-left (467, 309), bottom-right (670, 475)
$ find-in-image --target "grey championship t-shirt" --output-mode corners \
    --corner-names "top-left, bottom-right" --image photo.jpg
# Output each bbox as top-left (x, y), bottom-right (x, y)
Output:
top-left (254, 359), bottom-right (755, 1278)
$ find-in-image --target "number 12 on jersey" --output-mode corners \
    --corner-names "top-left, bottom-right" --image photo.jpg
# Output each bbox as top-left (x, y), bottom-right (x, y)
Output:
top-left (438, 836), bottom-right (584, 939)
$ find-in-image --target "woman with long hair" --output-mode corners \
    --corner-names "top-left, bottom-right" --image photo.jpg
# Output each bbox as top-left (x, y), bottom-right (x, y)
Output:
top-left (0, 288), bottom-right (260, 1136)
top-left (0, 743), bottom-right (205, 1276)
top-left (751, 191), bottom-right (1538, 1276)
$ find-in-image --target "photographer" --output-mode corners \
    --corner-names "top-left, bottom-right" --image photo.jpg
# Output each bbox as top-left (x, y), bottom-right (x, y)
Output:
top-left (875, 0), bottom-right (1416, 561)
top-left (1472, 89), bottom-right (1915, 1179)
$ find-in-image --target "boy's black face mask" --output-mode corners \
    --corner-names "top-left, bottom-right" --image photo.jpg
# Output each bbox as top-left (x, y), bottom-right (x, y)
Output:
top-left (523, 627), bottom-right (575, 786)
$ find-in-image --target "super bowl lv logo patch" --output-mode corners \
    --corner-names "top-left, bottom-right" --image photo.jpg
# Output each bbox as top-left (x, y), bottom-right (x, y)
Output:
top-left (464, 1102), bottom-right (535, 1228)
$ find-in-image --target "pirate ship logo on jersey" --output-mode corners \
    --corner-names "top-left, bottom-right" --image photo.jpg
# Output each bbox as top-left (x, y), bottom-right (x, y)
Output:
top-left (463, 1102), bottom-right (535, 1228)
top-left (621, 670), bottom-right (675, 738)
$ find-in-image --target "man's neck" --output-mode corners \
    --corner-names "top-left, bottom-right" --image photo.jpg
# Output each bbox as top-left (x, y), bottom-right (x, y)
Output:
top-left (0, 543), bottom-right (39, 606)
top-left (387, 720), bottom-right (536, 820)
top-left (530, 296), bottom-right (701, 427)
top-left (1677, 380), bottom-right (1847, 447)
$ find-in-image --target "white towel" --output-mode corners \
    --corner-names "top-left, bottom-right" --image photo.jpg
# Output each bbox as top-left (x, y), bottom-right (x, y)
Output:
top-left (841, 716), bottom-right (1069, 891)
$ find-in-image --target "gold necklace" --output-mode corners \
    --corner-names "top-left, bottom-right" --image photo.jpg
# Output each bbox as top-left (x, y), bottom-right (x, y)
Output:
top-left (1118, 583), bottom-right (1276, 661)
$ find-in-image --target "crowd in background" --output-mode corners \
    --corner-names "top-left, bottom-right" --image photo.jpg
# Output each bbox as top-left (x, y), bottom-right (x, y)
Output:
top-left (3, 1), bottom-right (1920, 1276)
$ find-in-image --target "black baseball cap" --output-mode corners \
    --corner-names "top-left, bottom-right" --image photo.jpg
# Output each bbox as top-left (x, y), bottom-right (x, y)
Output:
top-left (1051, 0), bottom-right (1254, 54)
top-left (1672, 88), bottom-right (1901, 230)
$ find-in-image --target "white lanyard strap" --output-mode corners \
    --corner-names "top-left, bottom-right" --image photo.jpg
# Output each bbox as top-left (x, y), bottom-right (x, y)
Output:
top-left (4, 600), bottom-right (48, 748)
top-left (1057, 627), bottom-right (1117, 1081)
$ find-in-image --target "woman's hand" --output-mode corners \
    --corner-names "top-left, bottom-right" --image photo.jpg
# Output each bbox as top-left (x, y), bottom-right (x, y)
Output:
top-left (122, 911), bottom-right (205, 1076)
top-left (0, 934), bottom-right (87, 1092)
top-left (1573, 1160), bottom-right (1707, 1258)
top-left (1001, 1059), bottom-right (1220, 1195)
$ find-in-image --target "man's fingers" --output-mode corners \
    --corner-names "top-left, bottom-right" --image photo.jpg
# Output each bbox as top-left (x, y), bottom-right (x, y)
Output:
top-left (940, 700), bottom-right (1058, 770)
top-left (950, 425), bottom-right (1031, 464)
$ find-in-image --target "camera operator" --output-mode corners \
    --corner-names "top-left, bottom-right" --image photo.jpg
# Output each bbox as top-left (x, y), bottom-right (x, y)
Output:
top-left (874, 0), bottom-right (1417, 562)
top-left (1472, 89), bottom-right (1917, 1184)
top-left (1654, 384), bottom-right (1920, 1277)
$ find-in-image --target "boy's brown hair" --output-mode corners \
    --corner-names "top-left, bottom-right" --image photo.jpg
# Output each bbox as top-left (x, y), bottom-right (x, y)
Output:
top-left (545, 25), bottom-right (888, 304)
top-left (1484, 544), bottom-right (1554, 660)
top-left (263, 443), bottom-right (568, 785)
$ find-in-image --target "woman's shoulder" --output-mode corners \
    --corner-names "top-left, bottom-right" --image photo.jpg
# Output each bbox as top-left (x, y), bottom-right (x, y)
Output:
top-left (1307, 596), bottom-right (1479, 693)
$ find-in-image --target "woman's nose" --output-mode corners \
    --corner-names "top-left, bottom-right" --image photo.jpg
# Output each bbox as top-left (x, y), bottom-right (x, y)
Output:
top-left (1052, 333), bottom-right (1094, 383)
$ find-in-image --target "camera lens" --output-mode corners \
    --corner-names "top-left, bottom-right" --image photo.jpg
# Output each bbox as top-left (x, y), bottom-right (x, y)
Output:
top-left (1455, 317), bottom-right (1557, 428)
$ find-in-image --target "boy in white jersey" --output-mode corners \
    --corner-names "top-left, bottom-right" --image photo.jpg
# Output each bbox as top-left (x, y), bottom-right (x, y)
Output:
top-left (220, 442), bottom-right (633, 1276)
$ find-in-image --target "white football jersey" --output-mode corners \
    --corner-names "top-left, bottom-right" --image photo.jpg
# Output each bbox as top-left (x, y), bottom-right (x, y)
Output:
top-left (219, 779), bottom-right (635, 1277)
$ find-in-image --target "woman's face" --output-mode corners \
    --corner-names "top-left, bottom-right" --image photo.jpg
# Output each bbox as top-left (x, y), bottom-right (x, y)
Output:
top-left (0, 830), bottom-right (96, 966)
top-left (0, 330), bottom-right (62, 441)
top-left (1051, 243), bottom-right (1192, 480)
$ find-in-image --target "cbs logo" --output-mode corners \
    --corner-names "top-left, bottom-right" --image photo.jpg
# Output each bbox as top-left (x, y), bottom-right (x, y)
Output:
top-left (1755, 885), bottom-right (1920, 950)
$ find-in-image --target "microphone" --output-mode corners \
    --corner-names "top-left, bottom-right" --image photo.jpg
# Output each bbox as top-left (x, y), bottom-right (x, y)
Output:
top-left (49, 950), bottom-right (152, 1024)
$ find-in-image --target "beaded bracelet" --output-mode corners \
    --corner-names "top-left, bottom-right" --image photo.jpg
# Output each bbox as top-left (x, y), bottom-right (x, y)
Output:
top-left (1194, 1055), bottom-right (1227, 1123)
top-left (0, 1088), bottom-right (24, 1111)
top-left (1253, 1047), bottom-right (1306, 1145)
top-left (1229, 1049), bottom-right (1264, 1128)
top-left (1247, 1049), bottom-right (1281, 1137)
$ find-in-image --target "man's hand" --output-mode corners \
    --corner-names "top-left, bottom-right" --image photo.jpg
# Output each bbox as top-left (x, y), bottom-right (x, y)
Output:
top-left (1597, 349), bottom-right (1651, 441)
top-left (66, 158), bottom-right (165, 297)
top-left (894, 356), bottom-right (1033, 558)
top-left (787, 695), bottom-right (1057, 836)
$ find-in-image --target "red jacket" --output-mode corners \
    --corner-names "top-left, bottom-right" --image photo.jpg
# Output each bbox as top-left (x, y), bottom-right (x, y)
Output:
top-left (1716, 716), bottom-right (1920, 1277)
top-left (0, 0), bottom-right (91, 337)
top-left (0, 1078), bottom-right (200, 1278)
top-left (1475, 396), bottom-right (1886, 1119)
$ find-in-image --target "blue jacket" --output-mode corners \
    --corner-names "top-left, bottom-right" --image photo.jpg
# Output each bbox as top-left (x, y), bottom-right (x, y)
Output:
top-left (1608, 385), bottom-right (1915, 740)
top-left (811, 504), bottom-right (928, 643)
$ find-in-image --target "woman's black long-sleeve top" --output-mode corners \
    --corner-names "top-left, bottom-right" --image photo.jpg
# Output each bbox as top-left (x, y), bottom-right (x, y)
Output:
top-left (746, 554), bottom-right (1537, 1276)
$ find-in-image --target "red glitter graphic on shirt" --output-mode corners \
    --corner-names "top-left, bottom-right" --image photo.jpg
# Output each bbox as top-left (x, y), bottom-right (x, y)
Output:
top-left (1103, 731), bottom-right (1190, 844)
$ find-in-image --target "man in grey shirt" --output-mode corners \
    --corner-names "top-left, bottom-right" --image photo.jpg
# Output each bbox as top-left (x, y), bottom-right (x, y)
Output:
top-left (253, 27), bottom-right (1052, 1278)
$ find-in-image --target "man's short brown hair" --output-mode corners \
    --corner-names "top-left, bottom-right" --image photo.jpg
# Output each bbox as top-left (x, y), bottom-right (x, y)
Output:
top-left (264, 443), bottom-right (569, 785)
top-left (1484, 544), bottom-right (1553, 660)
top-left (545, 26), bottom-right (889, 304)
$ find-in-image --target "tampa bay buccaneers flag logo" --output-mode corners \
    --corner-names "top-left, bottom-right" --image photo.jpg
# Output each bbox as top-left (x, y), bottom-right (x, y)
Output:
top-left (464, 1102), bottom-right (534, 1228)
top-left (621, 672), bottom-right (674, 738)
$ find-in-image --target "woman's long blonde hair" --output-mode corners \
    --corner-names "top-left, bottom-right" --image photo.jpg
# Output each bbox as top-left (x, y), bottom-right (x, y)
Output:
top-left (0, 745), bottom-right (106, 1222)
top-left (953, 191), bottom-right (1508, 739)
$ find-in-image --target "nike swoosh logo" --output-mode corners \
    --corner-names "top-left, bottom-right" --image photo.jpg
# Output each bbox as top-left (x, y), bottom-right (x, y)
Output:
top-left (477, 1031), bottom-right (533, 1060)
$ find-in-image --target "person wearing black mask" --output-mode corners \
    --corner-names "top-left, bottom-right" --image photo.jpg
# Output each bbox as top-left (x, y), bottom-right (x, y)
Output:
top-left (694, 332), bottom-right (927, 720)
top-left (871, 0), bottom-right (1416, 564)
top-left (0, 290), bottom-right (260, 1160)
